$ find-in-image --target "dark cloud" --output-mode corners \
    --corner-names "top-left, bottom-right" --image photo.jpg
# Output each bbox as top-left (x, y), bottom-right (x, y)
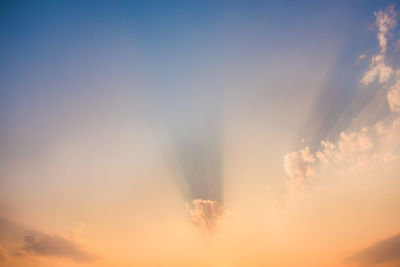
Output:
top-left (0, 216), bottom-right (96, 263)
top-left (23, 233), bottom-right (96, 262)
top-left (345, 233), bottom-right (400, 266)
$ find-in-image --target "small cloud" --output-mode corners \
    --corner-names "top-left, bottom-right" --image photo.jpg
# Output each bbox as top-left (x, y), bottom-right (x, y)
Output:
top-left (187, 199), bottom-right (224, 233)
top-left (374, 121), bottom-right (387, 135)
top-left (362, 56), bottom-right (393, 85)
top-left (0, 244), bottom-right (9, 262)
top-left (362, 6), bottom-right (396, 85)
top-left (344, 232), bottom-right (400, 266)
top-left (374, 5), bottom-right (397, 53)
top-left (357, 53), bottom-right (366, 63)
top-left (388, 80), bottom-right (400, 112)
top-left (23, 233), bottom-right (96, 263)
top-left (283, 147), bottom-right (315, 197)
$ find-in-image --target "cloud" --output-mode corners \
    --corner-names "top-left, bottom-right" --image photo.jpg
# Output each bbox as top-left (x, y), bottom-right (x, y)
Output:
top-left (361, 6), bottom-right (396, 86)
top-left (388, 79), bottom-right (400, 112)
top-left (23, 233), bottom-right (96, 262)
top-left (358, 53), bottom-right (366, 62)
top-left (284, 112), bottom-right (400, 195)
top-left (187, 199), bottom-right (224, 233)
top-left (283, 5), bottom-right (400, 196)
top-left (338, 128), bottom-right (373, 156)
top-left (362, 54), bottom-right (393, 86)
top-left (375, 6), bottom-right (397, 53)
top-left (283, 147), bottom-right (315, 196)
top-left (314, 128), bottom-right (373, 164)
top-left (315, 140), bottom-right (336, 164)
top-left (0, 216), bottom-right (96, 264)
top-left (0, 244), bottom-right (9, 262)
top-left (345, 233), bottom-right (400, 266)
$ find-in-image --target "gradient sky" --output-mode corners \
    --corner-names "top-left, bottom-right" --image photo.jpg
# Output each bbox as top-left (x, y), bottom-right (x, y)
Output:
top-left (1, 1), bottom-right (400, 266)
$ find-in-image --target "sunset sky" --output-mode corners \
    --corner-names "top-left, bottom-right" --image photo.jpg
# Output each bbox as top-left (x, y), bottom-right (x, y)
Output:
top-left (1, 1), bottom-right (400, 266)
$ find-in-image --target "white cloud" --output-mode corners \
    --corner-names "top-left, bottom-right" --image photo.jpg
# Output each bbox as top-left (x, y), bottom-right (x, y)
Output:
top-left (315, 140), bottom-right (336, 164)
top-left (361, 6), bottom-right (396, 85)
top-left (284, 115), bottom-right (400, 195)
top-left (361, 55), bottom-right (393, 85)
top-left (283, 5), bottom-right (400, 197)
top-left (283, 147), bottom-right (315, 196)
top-left (337, 129), bottom-right (372, 156)
top-left (375, 6), bottom-right (397, 53)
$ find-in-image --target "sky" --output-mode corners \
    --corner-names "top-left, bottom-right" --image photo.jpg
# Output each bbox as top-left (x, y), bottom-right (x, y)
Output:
top-left (1, 0), bottom-right (400, 266)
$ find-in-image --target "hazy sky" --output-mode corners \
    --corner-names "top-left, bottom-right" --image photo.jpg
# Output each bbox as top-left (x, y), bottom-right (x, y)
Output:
top-left (1, 1), bottom-right (400, 266)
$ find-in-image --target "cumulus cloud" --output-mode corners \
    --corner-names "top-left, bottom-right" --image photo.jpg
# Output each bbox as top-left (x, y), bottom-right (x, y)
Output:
top-left (23, 233), bottom-right (96, 262)
top-left (338, 128), bottom-right (373, 156)
top-left (314, 129), bottom-right (373, 166)
top-left (375, 6), bottom-right (397, 53)
top-left (284, 114), bottom-right (400, 195)
top-left (388, 79), bottom-right (400, 112)
top-left (344, 232), bottom-right (400, 266)
top-left (187, 199), bottom-right (224, 233)
top-left (362, 53), bottom-right (393, 85)
top-left (315, 140), bottom-right (336, 161)
top-left (283, 5), bottom-right (400, 196)
top-left (361, 6), bottom-right (396, 85)
top-left (283, 147), bottom-right (315, 196)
